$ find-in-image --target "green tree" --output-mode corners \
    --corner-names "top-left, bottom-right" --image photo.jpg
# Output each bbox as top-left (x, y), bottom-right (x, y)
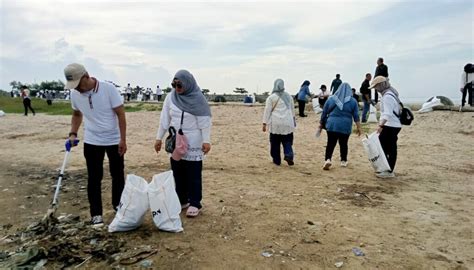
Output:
top-left (163, 87), bottom-right (172, 93)
top-left (202, 88), bottom-right (210, 95)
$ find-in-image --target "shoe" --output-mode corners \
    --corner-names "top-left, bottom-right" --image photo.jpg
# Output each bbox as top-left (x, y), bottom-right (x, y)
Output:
top-left (186, 206), bottom-right (200, 218)
top-left (181, 203), bottom-right (190, 210)
top-left (376, 171), bottom-right (395, 178)
top-left (323, 160), bottom-right (332, 170)
top-left (340, 161), bottom-right (348, 167)
top-left (459, 105), bottom-right (463, 112)
top-left (90, 215), bottom-right (104, 227)
top-left (284, 156), bottom-right (294, 166)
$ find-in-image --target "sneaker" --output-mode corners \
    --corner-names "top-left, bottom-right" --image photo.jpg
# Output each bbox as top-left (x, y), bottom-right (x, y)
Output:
top-left (90, 215), bottom-right (104, 227)
top-left (323, 160), bottom-right (332, 170)
top-left (376, 171), bottom-right (395, 178)
top-left (340, 161), bottom-right (348, 167)
top-left (284, 156), bottom-right (294, 166)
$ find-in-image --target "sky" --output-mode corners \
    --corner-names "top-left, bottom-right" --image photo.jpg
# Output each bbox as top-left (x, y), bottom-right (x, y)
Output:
top-left (0, 0), bottom-right (472, 100)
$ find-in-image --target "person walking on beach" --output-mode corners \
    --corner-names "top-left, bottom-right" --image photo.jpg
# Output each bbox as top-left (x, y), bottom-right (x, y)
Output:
top-left (156, 85), bottom-right (163, 101)
top-left (374, 57), bottom-right (388, 103)
top-left (296, 80), bottom-right (311, 117)
top-left (368, 76), bottom-right (401, 178)
top-left (64, 63), bottom-right (127, 226)
top-left (46, 90), bottom-right (53, 106)
top-left (154, 70), bottom-right (212, 218)
top-left (460, 63), bottom-right (474, 111)
top-left (330, 74), bottom-right (342, 94)
top-left (360, 73), bottom-right (372, 123)
top-left (317, 83), bottom-right (362, 170)
top-left (125, 83), bottom-right (132, 102)
top-left (262, 79), bottom-right (296, 166)
top-left (20, 85), bottom-right (36, 116)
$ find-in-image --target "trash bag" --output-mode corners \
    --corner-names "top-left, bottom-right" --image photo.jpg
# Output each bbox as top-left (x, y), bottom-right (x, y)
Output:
top-left (109, 174), bottom-right (149, 232)
top-left (0, 110), bottom-right (5, 117)
top-left (362, 132), bottom-right (391, 173)
top-left (368, 104), bottom-right (378, 123)
top-left (148, 171), bottom-right (183, 232)
top-left (312, 100), bottom-right (323, 114)
top-left (418, 96), bottom-right (442, 113)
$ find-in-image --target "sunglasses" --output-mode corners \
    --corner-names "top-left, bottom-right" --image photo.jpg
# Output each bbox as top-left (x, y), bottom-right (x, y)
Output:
top-left (171, 82), bottom-right (183, 89)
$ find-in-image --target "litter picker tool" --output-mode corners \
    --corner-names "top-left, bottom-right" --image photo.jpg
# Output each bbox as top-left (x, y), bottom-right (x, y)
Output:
top-left (41, 139), bottom-right (79, 224)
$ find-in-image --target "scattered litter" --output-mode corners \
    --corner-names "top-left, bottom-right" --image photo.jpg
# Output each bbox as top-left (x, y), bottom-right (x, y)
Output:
top-left (261, 251), bottom-right (273, 258)
top-left (335, 261), bottom-right (344, 268)
top-left (352, 247), bottom-right (365, 257)
top-left (307, 221), bottom-right (315, 225)
top-left (140, 259), bottom-right (153, 268)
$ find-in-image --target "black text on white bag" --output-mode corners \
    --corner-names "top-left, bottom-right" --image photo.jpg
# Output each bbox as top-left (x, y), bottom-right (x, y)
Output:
top-left (362, 132), bottom-right (391, 173)
top-left (148, 171), bottom-right (183, 233)
top-left (108, 175), bottom-right (149, 232)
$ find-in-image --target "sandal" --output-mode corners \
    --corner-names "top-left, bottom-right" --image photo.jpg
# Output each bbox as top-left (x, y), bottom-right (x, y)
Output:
top-left (186, 206), bottom-right (200, 218)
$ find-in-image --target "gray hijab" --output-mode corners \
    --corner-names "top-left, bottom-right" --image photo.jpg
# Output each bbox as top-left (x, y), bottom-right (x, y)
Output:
top-left (171, 70), bottom-right (211, 116)
top-left (272, 79), bottom-right (292, 109)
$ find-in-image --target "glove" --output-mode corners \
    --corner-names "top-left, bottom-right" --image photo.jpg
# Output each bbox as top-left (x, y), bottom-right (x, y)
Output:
top-left (65, 139), bottom-right (80, 152)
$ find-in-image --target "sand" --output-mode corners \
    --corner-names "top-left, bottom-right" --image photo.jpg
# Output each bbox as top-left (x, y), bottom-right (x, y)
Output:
top-left (0, 105), bottom-right (473, 269)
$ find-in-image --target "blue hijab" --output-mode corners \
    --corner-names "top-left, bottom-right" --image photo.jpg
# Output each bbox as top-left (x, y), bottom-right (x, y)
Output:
top-left (272, 79), bottom-right (292, 109)
top-left (171, 70), bottom-right (211, 116)
top-left (331, 82), bottom-right (353, 110)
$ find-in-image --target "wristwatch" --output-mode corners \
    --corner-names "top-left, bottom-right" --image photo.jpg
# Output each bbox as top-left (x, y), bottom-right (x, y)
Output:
top-left (68, 132), bottom-right (78, 137)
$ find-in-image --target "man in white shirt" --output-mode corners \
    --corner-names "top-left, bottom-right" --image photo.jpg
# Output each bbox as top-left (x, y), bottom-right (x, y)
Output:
top-left (156, 85), bottom-right (163, 101)
top-left (460, 63), bottom-right (474, 111)
top-left (64, 63), bottom-right (127, 227)
top-left (125, 83), bottom-right (132, 102)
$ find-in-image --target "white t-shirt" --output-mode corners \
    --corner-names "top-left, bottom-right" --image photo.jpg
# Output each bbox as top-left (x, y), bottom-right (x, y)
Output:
top-left (262, 93), bottom-right (295, 135)
top-left (156, 87), bottom-right (162, 95)
top-left (156, 95), bottom-right (212, 161)
top-left (71, 80), bottom-right (124, 146)
top-left (380, 93), bottom-right (402, 128)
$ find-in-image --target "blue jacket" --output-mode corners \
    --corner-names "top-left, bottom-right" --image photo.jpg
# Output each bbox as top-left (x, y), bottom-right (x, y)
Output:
top-left (321, 97), bottom-right (360, 134)
top-left (297, 85), bottom-right (311, 101)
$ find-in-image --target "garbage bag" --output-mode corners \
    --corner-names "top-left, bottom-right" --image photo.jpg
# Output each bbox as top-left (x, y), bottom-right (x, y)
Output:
top-left (0, 110), bottom-right (5, 117)
top-left (362, 132), bottom-right (391, 173)
top-left (148, 171), bottom-right (183, 232)
top-left (109, 174), bottom-right (149, 232)
top-left (312, 100), bottom-right (323, 114)
top-left (368, 105), bottom-right (378, 123)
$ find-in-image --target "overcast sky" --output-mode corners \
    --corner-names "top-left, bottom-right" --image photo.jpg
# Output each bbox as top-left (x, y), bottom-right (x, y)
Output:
top-left (0, 0), bottom-right (472, 100)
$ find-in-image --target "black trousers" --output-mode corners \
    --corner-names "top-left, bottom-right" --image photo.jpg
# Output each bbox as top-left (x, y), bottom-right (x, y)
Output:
top-left (297, 100), bottom-right (306, 116)
top-left (84, 143), bottom-right (125, 217)
top-left (23, 99), bottom-right (35, 115)
top-left (157, 95), bottom-right (162, 101)
top-left (47, 100), bottom-right (52, 105)
top-left (378, 126), bottom-right (401, 172)
top-left (325, 131), bottom-right (350, 161)
top-left (461, 83), bottom-right (473, 107)
top-left (126, 93), bottom-right (131, 101)
top-left (170, 158), bottom-right (203, 209)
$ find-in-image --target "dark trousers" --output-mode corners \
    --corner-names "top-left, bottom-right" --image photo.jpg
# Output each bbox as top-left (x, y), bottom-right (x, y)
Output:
top-left (269, 133), bottom-right (294, 165)
top-left (84, 143), bottom-right (125, 217)
top-left (170, 158), bottom-right (203, 209)
top-left (157, 95), bottom-right (162, 101)
top-left (23, 99), bottom-right (35, 115)
top-left (47, 100), bottom-right (52, 106)
top-left (297, 100), bottom-right (306, 116)
top-left (461, 84), bottom-right (473, 106)
top-left (126, 93), bottom-right (131, 102)
top-left (325, 131), bottom-right (350, 161)
top-left (378, 126), bottom-right (401, 172)
top-left (374, 91), bottom-right (379, 103)
top-left (361, 99), bottom-right (370, 122)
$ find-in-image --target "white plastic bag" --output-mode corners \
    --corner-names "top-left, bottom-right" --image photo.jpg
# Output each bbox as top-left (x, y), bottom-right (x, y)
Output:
top-left (148, 171), bottom-right (183, 233)
top-left (368, 104), bottom-right (378, 123)
top-left (0, 110), bottom-right (5, 117)
top-left (362, 132), bottom-right (391, 173)
top-left (312, 99), bottom-right (323, 114)
top-left (109, 174), bottom-right (149, 232)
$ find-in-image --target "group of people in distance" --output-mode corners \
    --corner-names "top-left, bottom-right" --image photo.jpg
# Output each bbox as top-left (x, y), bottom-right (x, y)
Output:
top-left (263, 57), bottom-right (400, 179)
top-left (123, 83), bottom-right (163, 102)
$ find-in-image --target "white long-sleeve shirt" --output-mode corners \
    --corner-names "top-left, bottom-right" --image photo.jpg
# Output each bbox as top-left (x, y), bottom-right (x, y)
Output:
top-left (156, 95), bottom-right (212, 161)
top-left (262, 93), bottom-right (295, 135)
top-left (461, 72), bottom-right (474, 88)
top-left (380, 93), bottom-right (402, 128)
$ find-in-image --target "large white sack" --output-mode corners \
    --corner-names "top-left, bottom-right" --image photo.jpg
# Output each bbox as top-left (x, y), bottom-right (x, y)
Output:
top-left (418, 97), bottom-right (442, 113)
top-left (362, 132), bottom-right (391, 173)
top-left (148, 171), bottom-right (183, 233)
top-left (368, 104), bottom-right (378, 123)
top-left (312, 99), bottom-right (323, 114)
top-left (109, 174), bottom-right (149, 232)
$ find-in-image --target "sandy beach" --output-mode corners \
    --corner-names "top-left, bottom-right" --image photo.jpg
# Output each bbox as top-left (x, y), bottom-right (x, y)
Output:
top-left (0, 104), bottom-right (473, 269)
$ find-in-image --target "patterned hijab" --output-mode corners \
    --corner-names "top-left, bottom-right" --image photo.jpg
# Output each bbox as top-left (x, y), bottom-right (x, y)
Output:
top-left (171, 70), bottom-right (211, 116)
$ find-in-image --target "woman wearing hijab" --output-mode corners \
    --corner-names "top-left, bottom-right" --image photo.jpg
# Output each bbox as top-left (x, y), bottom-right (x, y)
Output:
top-left (296, 80), bottom-right (311, 117)
top-left (154, 70), bottom-right (212, 217)
top-left (368, 76), bottom-right (402, 178)
top-left (318, 82), bottom-right (362, 170)
top-left (262, 79), bottom-right (296, 166)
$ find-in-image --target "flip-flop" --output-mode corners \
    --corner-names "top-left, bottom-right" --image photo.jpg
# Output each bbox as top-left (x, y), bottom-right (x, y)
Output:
top-left (181, 203), bottom-right (190, 210)
top-left (186, 206), bottom-right (200, 218)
